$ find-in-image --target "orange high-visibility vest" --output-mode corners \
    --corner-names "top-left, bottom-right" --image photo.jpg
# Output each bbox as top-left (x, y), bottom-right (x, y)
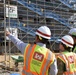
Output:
top-left (22, 44), bottom-right (55, 75)
top-left (57, 51), bottom-right (76, 75)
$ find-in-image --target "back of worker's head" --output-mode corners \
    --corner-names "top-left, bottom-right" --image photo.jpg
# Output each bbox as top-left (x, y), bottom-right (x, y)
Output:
top-left (35, 26), bottom-right (51, 49)
top-left (60, 35), bottom-right (74, 51)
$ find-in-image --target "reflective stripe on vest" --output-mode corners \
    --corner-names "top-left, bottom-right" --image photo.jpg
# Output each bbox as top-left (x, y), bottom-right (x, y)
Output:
top-left (57, 52), bottom-right (76, 75)
top-left (40, 50), bottom-right (55, 75)
top-left (22, 44), bottom-right (55, 75)
top-left (24, 44), bottom-right (31, 67)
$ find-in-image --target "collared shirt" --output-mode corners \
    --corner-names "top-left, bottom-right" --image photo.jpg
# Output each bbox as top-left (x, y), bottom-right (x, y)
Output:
top-left (8, 34), bottom-right (58, 75)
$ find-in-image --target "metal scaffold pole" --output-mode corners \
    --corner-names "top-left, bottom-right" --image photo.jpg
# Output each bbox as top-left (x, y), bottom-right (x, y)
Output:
top-left (4, 0), bottom-right (7, 66)
top-left (8, 0), bottom-right (11, 68)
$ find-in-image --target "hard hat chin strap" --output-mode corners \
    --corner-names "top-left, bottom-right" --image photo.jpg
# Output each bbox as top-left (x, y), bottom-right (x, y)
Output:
top-left (39, 36), bottom-right (42, 40)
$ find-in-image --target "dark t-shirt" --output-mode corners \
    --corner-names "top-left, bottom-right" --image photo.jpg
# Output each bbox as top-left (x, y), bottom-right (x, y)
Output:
top-left (57, 58), bottom-right (66, 73)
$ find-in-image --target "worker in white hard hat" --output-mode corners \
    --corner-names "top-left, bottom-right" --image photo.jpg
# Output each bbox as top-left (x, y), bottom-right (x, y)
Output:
top-left (57, 35), bottom-right (76, 75)
top-left (6, 26), bottom-right (58, 75)
top-left (68, 28), bottom-right (76, 53)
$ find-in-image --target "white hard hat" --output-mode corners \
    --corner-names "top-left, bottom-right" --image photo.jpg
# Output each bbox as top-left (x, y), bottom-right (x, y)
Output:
top-left (36, 26), bottom-right (51, 39)
top-left (68, 28), bottom-right (76, 36)
top-left (61, 35), bottom-right (74, 48)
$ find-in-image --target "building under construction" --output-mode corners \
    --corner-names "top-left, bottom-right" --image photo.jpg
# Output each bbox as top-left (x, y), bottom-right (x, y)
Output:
top-left (0, 0), bottom-right (76, 53)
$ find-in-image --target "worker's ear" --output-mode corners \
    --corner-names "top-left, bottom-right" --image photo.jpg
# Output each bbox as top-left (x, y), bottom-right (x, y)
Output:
top-left (35, 35), bottom-right (38, 39)
top-left (35, 35), bottom-right (39, 42)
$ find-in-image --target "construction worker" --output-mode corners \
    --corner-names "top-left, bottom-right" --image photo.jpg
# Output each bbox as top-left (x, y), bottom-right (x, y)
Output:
top-left (57, 35), bottom-right (76, 75)
top-left (6, 26), bottom-right (58, 75)
top-left (68, 28), bottom-right (76, 53)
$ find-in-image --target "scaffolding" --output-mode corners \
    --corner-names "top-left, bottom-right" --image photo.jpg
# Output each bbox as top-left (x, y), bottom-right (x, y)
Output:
top-left (0, 0), bottom-right (76, 74)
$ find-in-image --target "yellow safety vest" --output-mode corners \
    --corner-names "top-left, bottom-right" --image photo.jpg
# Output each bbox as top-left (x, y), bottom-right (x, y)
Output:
top-left (22, 44), bottom-right (55, 75)
top-left (57, 51), bottom-right (76, 75)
